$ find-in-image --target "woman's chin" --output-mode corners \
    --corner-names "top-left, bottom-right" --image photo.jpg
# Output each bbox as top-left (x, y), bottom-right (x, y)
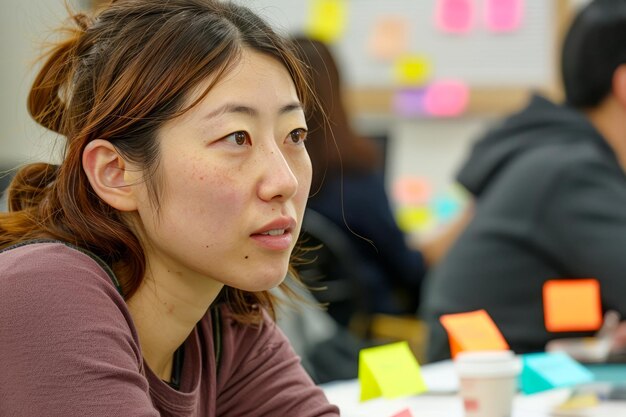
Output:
top-left (238, 270), bottom-right (289, 292)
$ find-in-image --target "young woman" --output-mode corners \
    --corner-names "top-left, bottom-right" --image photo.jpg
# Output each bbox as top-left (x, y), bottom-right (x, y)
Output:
top-left (0, 1), bottom-right (339, 415)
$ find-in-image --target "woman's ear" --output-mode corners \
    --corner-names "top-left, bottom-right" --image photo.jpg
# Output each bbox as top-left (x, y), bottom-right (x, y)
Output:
top-left (82, 139), bottom-right (139, 211)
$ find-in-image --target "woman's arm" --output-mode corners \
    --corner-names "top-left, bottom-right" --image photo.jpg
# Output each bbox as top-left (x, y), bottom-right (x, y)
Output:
top-left (0, 243), bottom-right (159, 417)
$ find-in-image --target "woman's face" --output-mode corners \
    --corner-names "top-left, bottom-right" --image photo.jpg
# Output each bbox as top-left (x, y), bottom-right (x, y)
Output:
top-left (133, 49), bottom-right (311, 293)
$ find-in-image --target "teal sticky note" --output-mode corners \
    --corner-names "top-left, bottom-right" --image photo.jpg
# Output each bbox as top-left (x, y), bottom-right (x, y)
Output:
top-left (519, 352), bottom-right (594, 394)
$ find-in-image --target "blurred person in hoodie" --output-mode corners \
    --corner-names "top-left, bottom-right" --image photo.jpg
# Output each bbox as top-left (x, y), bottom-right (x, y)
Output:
top-left (421, 0), bottom-right (626, 362)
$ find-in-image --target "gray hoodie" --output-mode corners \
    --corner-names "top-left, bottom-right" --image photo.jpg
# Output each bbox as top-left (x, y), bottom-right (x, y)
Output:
top-left (421, 95), bottom-right (626, 362)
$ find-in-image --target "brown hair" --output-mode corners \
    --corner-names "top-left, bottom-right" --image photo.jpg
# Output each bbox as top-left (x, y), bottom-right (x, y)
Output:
top-left (0, 0), bottom-right (314, 323)
top-left (290, 36), bottom-right (381, 194)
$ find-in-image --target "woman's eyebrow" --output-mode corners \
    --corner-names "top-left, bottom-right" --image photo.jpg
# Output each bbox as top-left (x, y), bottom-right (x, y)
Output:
top-left (279, 102), bottom-right (304, 115)
top-left (204, 102), bottom-right (303, 119)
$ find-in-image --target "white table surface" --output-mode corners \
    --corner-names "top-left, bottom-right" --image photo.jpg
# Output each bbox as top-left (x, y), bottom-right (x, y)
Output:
top-left (320, 361), bottom-right (626, 417)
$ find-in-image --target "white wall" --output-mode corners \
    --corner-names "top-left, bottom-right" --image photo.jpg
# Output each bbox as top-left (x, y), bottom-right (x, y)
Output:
top-left (355, 114), bottom-right (495, 199)
top-left (387, 117), bottom-right (494, 194)
top-left (0, 0), bottom-right (87, 168)
top-left (0, 0), bottom-right (574, 199)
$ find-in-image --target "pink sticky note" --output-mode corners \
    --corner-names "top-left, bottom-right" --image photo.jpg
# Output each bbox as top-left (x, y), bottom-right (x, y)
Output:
top-left (484, 0), bottom-right (524, 33)
top-left (423, 80), bottom-right (470, 117)
top-left (435, 0), bottom-right (474, 34)
top-left (390, 408), bottom-right (414, 417)
top-left (392, 88), bottom-right (427, 117)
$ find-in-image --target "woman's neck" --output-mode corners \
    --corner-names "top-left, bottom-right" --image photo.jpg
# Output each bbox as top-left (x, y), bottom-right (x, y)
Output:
top-left (126, 270), bottom-right (224, 381)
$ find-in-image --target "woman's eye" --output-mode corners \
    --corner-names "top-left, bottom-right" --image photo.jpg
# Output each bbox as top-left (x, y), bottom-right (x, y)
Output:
top-left (224, 131), bottom-right (250, 146)
top-left (288, 128), bottom-right (308, 145)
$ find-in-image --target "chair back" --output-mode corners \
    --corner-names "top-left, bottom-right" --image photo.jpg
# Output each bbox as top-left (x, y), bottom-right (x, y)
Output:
top-left (297, 208), bottom-right (372, 333)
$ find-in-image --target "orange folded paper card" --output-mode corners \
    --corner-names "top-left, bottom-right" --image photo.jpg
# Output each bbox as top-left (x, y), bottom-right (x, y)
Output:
top-left (543, 279), bottom-right (602, 333)
top-left (439, 309), bottom-right (509, 358)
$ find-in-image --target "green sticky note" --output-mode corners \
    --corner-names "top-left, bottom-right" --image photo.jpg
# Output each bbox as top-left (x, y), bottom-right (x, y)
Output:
top-left (358, 341), bottom-right (427, 402)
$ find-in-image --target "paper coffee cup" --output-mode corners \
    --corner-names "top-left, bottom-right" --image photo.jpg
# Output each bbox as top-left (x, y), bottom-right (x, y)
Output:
top-left (455, 350), bottom-right (522, 417)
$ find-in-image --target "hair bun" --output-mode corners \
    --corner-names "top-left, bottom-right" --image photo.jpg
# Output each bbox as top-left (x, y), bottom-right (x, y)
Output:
top-left (72, 12), bottom-right (93, 31)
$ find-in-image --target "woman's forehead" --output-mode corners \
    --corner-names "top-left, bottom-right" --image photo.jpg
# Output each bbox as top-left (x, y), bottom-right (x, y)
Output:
top-left (179, 51), bottom-right (301, 118)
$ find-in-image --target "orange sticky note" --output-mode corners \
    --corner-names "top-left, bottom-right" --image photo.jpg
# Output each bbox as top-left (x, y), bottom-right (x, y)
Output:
top-left (368, 16), bottom-right (410, 61)
top-left (543, 279), bottom-right (602, 333)
top-left (392, 176), bottom-right (432, 205)
top-left (440, 309), bottom-right (509, 358)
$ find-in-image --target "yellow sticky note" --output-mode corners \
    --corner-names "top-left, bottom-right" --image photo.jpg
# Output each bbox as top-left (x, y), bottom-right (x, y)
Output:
top-left (305, 0), bottom-right (347, 44)
top-left (439, 309), bottom-right (509, 358)
top-left (396, 206), bottom-right (434, 233)
top-left (368, 16), bottom-right (410, 61)
top-left (358, 341), bottom-right (427, 402)
top-left (543, 279), bottom-right (602, 333)
top-left (394, 55), bottom-right (433, 86)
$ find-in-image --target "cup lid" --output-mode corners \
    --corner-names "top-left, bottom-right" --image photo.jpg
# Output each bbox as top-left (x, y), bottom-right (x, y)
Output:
top-left (455, 350), bottom-right (522, 378)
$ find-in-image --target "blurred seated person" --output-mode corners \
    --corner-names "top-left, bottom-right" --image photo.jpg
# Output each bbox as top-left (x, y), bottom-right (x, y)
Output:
top-left (421, 0), bottom-right (626, 362)
top-left (291, 36), bottom-right (454, 320)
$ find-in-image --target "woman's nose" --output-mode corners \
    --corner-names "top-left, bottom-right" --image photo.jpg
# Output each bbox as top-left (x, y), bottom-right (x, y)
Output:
top-left (257, 145), bottom-right (299, 202)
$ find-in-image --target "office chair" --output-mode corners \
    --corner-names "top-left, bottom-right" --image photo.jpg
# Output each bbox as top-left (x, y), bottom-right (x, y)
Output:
top-left (297, 208), bottom-right (429, 361)
top-left (296, 208), bottom-right (374, 336)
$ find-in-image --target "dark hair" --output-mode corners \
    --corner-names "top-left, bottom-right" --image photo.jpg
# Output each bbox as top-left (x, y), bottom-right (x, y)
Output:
top-left (0, 0), bottom-right (313, 323)
top-left (290, 36), bottom-right (381, 194)
top-left (562, 0), bottom-right (626, 108)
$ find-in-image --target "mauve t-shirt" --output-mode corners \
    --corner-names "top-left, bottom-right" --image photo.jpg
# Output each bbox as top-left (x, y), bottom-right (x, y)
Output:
top-left (0, 242), bottom-right (340, 416)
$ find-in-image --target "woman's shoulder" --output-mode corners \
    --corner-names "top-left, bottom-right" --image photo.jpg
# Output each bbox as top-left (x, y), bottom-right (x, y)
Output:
top-left (0, 240), bottom-right (132, 338)
top-left (0, 241), bottom-right (150, 415)
top-left (0, 240), bottom-right (119, 295)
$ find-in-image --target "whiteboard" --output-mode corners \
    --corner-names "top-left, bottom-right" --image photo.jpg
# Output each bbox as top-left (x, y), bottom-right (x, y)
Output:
top-left (237, 0), bottom-right (556, 89)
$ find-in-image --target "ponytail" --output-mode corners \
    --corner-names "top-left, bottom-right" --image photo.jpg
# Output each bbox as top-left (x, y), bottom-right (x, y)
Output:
top-left (7, 163), bottom-right (59, 212)
top-left (3, 11), bottom-right (87, 218)
top-left (0, 13), bottom-right (88, 248)
top-left (28, 13), bottom-right (90, 135)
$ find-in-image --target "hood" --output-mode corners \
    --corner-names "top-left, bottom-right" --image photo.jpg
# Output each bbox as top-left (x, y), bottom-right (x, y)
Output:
top-left (457, 94), bottom-right (610, 196)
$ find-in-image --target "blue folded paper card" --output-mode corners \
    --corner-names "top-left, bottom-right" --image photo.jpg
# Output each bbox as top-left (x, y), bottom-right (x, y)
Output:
top-left (519, 352), bottom-right (594, 394)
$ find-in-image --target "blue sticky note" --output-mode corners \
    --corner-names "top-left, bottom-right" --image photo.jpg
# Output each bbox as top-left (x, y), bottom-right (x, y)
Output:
top-left (432, 195), bottom-right (461, 221)
top-left (519, 352), bottom-right (594, 394)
